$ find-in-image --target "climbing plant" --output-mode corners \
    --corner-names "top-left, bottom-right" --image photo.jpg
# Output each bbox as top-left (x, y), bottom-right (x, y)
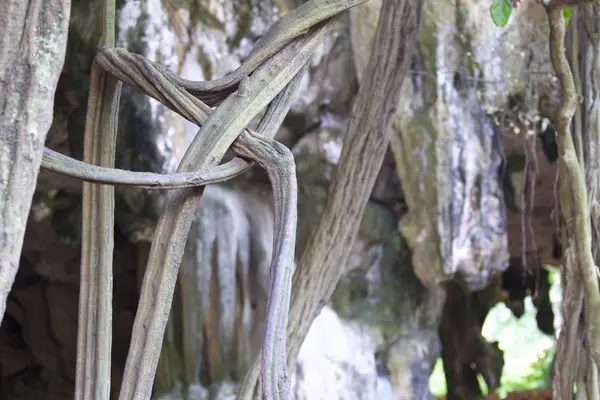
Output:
top-left (1, 0), bottom-right (422, 399)
top-left (490, 0), bottom-right (573, 27)
top-left (489, 1), bottom-right (600, 398)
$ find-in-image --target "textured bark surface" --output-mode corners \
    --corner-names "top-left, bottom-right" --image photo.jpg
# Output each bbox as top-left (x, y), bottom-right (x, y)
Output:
top-left (546, 3), bottom-right (600, 398)
top-left (0, 0), bottom-right (71, 323)
top-left (285, 0), bottom-right (423, 368)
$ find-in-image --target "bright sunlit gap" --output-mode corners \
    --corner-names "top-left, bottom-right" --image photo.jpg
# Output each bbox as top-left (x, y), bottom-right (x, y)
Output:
top-left (429, 266), bottom-right (562, 398)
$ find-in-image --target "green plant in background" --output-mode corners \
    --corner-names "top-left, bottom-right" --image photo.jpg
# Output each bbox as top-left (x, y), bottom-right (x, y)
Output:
top-left (490, 0), bottom-right (515, 27)
top-left (429, 307), bottom-right (555, 398)
top-left (497, 348), bottom-right (554, 396)
top-left (489, 0), bottom-right (572, 27)
top-left (429, 268), bottom-right (561, 398)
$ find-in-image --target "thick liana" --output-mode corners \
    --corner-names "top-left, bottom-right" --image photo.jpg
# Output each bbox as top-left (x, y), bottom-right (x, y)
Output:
top-left (117, 20), bottom-right (335, 400)
top-left (233, 131), bottom-right (298, 400)
top-left (75, 0), bottom-right (121, 398)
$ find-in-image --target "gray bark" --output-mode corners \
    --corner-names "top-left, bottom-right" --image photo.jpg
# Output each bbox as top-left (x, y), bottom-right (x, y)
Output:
top-left (0, 0), bottom-right (71, 323)
top-left (286, 0), bottom-right (423, 367)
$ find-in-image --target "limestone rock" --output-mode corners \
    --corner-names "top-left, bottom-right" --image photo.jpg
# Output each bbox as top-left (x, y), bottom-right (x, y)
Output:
top-left (155, 185), bottom-right (274, 393)
top-left (157, 306), bottom-right (396, 400)
top-left (351, 0), bottom-right (511, 290)
top-left (291, 306), bottom-right (394, 400)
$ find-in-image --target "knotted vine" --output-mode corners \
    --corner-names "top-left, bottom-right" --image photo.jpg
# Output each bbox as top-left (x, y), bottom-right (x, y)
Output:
top-left (40, 0), bottom-right (370, 399)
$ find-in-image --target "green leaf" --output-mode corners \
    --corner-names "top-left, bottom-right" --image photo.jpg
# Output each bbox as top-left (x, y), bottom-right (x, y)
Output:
top-left (563, 7), bottom-right (572, 25)
top-left (490, 0), bottom-right (513, 28)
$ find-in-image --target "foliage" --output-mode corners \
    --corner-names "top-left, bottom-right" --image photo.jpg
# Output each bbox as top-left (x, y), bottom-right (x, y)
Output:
top-left (489, 0), bottom-right (572, 28)
top-left (498, 348), bottom-right (554, 396)
top-left (429, 358), bottom-right (447, 397)
top-left (490, 0), bottom-right (513, 28)
top-left (431, 266), bottom-right (561, 398)
top-left (562, 7), bottom-right (572, 24)
top-left (430, 293), bottom-right (557, 398)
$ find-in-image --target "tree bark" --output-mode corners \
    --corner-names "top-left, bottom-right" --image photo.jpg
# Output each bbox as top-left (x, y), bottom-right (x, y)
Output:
top-left (0, 0), bottom-right (71, 323)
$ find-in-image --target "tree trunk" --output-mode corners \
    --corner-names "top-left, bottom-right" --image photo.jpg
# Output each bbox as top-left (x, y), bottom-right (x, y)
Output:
top-left (0, 0), bottom-right (71, 323)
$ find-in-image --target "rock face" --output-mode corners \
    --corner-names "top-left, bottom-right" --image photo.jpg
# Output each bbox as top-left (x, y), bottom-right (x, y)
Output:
top-left (155, 185), bottom-right (274, 393)
top-left (350, 0), bottom-right (510, 291)
top-left (156, 306), bottom-right (397, 400)
top-left (291, 306), bottom-right (394, 400)
top-left (0, 0), bottom-right (562, 399)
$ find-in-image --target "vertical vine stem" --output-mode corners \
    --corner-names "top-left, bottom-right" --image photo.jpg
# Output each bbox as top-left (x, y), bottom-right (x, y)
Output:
top-left (117, 21), bottom-right (334, 400)
top-left (284, 0), bottom-right (422, 373)
top-left (234, 61), bottom-right (310, 400)
top-left (76, 0), bottom-right (120, 398)
top-left (233, 132), bottom-right (297, 400)
top-left (568, 8), bottom-right (585, 168)
top-left (546, 3), bottom-right (600, 397)
top-left (237, 0), bottom-right (423, 396)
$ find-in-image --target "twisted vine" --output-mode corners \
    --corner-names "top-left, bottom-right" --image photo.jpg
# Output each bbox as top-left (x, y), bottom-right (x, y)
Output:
top-left (39, 1), bottom-right (369, 399)
top-left (545, 1), bottom-right (600, 398)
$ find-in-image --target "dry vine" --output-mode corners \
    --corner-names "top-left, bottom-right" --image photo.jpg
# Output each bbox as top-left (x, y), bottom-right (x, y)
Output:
top-left (37, 1), bottom-right (372, 399)
top-left (50, 2), bottom-right (600, 399)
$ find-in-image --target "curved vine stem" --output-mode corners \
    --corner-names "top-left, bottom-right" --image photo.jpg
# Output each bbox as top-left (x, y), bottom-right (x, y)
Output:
top-left (41, 38), bottom-right (308, 191)
top-left (229, 58), bottom-right (308, 400)
top-left (116, 20), bottom-right (335, 400)
top-left (137, 0), bottom-right (369, 106)
top-left (236, 1), bottom-right (423, 398)
top-left (233, 131), bottom-right (297, 400)
top-left (284, 0), bottom-right (423, 371)
top-left (54, 1), bottom-right (366, 398)
top-left (91, 0), bottom-right (368, 108)
top-left (547, 3), bottom-right (600, 398)
top-left (42, 141), bottom-right (251, 189)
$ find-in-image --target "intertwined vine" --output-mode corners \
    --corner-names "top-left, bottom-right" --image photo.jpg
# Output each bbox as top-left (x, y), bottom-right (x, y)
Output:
top-left (33, 0), bottom-right (426, 399)
top-left (40, 1), bottom-right (370, 399)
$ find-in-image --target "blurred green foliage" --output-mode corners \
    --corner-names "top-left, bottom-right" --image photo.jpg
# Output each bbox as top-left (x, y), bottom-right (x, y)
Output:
top-left (429, 267), bottom-right (560, 398)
